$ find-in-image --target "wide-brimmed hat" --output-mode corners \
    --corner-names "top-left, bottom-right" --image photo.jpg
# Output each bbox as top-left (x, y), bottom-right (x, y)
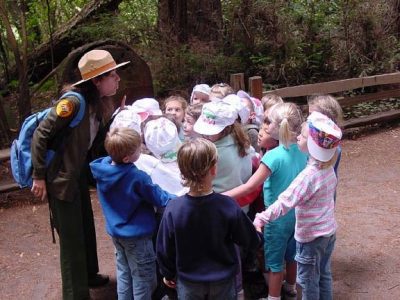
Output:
top-left (307, 111), bottom-right (342, 162)
top-left (72, 49), bottom-right (130, 86)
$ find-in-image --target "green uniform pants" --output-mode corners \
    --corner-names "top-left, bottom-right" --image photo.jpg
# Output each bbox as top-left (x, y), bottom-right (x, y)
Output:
top-left (49, 171), bottom-right (99, 300)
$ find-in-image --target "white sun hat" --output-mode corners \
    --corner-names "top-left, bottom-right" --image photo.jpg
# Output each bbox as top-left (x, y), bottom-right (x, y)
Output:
top-left (131, 98), bottom-right (162, 116)
top-left (190, 84), bottom-right (211, 103)
top-left (110, 106), bottom-right (149, 134)
top-left (221, 94), bottom-right (250, 124)
top-left (144, 117), bottom-right (182, 162)
top-left (193, 101), bottom-right (238, 135)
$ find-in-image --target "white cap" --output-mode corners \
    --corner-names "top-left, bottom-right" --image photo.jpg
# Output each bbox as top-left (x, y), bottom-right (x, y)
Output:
top-left (307, 111), bottom-right (342, 162)
top-left (237, 90), bottom-right (264, 125)
top-left (110, 106), bottom-right (148, 134)
top-left (222, 94), bottom-right (250, 124)
top-left (131, 98), bottom-right (162, 116)
top-left (193, 101), bottom-right (238, 135)
top-left (190, 84), bottom-right (211, 103)
top-left (144, 117), bottom-right (182, 162)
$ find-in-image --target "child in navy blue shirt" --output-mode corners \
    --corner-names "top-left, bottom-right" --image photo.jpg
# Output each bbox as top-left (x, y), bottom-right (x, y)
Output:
top-left (156, 138), bottom-right (261, 299)
top-left (90, 127), bottom-right (174, 300)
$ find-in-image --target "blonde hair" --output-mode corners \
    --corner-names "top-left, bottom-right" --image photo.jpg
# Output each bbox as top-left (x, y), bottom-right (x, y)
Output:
top-left (185, 103), bottom-right (203, 121)
top-left (307, 94), bottom-right (343, 126)
top-left (163, 95), bottom-right (188, 112)
top-left (105, 127), bottom-right (141, 163)
top-left (209, 83), bottom-right (234, 99)
top-left (269, 102), bottom-right (304, 149)
top-left (261, 93), bottom-right (284, 112)
top-left (178, 138), bottom-right (218, 191)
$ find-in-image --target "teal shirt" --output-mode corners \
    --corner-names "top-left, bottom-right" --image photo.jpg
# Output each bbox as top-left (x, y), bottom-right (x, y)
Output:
top-left (262, 143), bottom-right (307, 207)
top-left (212, 134), bottom-right (252, 193)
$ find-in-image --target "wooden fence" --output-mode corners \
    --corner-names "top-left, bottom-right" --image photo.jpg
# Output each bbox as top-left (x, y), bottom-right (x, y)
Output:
top-left (230, 72), bottom-right (400, 129)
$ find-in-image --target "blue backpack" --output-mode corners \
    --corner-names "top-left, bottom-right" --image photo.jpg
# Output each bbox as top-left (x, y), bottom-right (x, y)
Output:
top-left (10, 91), bottom-right (86, 188)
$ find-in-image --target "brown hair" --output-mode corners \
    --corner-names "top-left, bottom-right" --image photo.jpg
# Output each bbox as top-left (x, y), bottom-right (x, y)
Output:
top-left (64, 70), bottom-right (116, 124)
top-left (261, 93), bottom-right (284, 112)
top-left (185, 103), bottom-right (203, 121)
top-left (307, 94), bottom-right (343, 126)
top-left (163, 95), bottom-right (188, 112)
top-left (178, 138), bottom-right (218, 191)
top-left (104, 127), bottom-right (141, 163)
top-left (209, 83), bottom-right (234, 99)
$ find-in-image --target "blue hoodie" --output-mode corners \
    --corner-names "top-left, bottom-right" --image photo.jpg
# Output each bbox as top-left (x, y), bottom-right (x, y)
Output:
top-left (90, 156), bottom-right (173, 238)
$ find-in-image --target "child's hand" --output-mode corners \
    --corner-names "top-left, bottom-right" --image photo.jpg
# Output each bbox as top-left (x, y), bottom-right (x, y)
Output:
top-left (255, 225), bottom-right (263, 233)
top-left (163, 277), bottom-right (176, 289)
top-left (253, 217), bottom-right (264, 233)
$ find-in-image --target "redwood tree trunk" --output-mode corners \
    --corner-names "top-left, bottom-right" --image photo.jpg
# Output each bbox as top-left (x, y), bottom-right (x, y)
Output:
top-left (158, 0), bottom-right (222, 43)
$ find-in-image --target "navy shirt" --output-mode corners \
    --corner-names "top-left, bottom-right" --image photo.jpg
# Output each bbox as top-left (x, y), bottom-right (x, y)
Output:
top-left (156, 192), bottom-right (261, 282)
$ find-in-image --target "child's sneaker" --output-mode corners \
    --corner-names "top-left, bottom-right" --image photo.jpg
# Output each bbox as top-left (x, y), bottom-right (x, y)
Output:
top-left (281, 282), bottom-right (297, 300)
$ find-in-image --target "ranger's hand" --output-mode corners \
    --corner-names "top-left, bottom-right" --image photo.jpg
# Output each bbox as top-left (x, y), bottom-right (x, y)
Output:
top-left (31, 179), bottom-right (47, 201)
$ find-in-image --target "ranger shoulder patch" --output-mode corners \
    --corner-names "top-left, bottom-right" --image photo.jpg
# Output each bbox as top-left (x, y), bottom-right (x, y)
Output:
top-left (56, 99), bottom-right (75, 118)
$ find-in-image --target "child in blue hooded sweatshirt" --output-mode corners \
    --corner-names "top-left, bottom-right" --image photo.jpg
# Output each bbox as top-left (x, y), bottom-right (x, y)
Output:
top-left (90, 127), bottom-right (174, 300)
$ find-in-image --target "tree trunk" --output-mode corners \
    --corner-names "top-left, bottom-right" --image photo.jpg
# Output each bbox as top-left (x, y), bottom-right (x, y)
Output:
top-left (0, 94), bottom-right (11, 145)
top-left (158, 0), bottom-right (222, 43)
top-left (187, 0), bottom-right (222, 42)
top-left (0, 35), bottom-right (10, 83)
top-left (0, 0), bottom-right (31, 125)
top-left (4, 0), bottom-right (123, 86)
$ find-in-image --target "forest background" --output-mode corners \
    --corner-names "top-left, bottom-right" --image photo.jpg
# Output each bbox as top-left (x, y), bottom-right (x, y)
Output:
top-left (1, 0), bottom-right (400, 148)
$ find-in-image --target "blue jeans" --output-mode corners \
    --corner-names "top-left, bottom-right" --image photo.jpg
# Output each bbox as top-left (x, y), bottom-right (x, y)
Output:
top-left (112, 236), bottom-right (156, 300)
top-left (295, 234), bottom-right (336, 300)
top-left (177, 277), bottom-right (236, 300)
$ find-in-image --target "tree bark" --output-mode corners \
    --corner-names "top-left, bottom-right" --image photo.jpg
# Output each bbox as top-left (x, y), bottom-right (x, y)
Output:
top-left (0, 0), bottom-right (31, 124)
top-left (4, 0), bottom-right (123, 86)
top-left (158, 0), bottom-right (222, 43)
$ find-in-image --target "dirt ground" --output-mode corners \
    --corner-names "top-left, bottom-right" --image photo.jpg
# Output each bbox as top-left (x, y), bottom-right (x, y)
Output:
top-left (0, 125), bottom-right (400, 300)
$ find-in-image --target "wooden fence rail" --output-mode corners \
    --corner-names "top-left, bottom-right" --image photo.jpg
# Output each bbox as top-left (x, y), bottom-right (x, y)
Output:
top-left (231, 72), bottom-right (400, 130)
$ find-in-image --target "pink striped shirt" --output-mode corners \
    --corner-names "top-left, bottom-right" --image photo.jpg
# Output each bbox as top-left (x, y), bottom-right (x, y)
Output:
top-left (254, 159), bottom-right (337, 243)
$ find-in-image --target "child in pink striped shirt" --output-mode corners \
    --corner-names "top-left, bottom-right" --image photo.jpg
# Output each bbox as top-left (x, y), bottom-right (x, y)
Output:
top-left (254, 111), bottom-right (342, 300)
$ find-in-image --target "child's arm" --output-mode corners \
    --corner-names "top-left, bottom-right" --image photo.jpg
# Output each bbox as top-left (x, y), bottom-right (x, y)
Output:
top-left (135, 172), bottom-right (175, 207)
top-left (223, 163), bottom-right (271, 199)
top-left (232, 207), bottom-right (263, 252)
top-left (254, 169), bottom-right (309, 228)
top-left (156, 212), bottom-right (177, 283)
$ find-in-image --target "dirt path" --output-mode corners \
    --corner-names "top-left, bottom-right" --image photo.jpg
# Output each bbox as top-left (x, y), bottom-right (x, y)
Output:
top-left (1, 126), bottom-right (400, 300)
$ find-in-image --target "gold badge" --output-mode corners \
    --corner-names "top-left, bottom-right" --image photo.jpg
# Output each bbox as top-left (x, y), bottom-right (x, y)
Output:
top-left (56, 99), bottom-right (74, 118)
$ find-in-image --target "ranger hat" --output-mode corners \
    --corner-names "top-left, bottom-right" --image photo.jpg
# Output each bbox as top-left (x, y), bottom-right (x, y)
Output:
top-left (72, 49), bottom-right (130, 86)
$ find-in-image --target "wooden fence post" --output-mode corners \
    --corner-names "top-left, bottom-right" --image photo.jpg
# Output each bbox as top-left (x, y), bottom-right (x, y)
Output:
top-left (230, 73), bottom-right (245, 92)
top-left (249, 76), bottom-right (263, 99)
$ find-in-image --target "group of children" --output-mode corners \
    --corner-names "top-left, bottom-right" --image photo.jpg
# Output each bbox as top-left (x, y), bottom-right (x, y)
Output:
top-left (89, 82), bottom-right (344, 300)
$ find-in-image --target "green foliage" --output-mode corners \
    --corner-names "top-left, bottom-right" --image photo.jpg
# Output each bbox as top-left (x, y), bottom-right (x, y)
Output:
top-left (2, 0), bottom-right (400, 97)
top-left (148, 42), bottom-right (245, 95)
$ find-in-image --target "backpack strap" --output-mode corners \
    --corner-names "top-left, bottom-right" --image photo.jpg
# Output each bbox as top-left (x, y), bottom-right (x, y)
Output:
top-left (59, 91), bottom-right (86, 127)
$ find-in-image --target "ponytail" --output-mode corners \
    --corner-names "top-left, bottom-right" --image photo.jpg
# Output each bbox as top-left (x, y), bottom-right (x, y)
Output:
top-left (269, 102), bottom-right (304, 148)
top-left (231, 122), bottom-right (250, 157)
top-left (279, 117), bottom-right (291, 149)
